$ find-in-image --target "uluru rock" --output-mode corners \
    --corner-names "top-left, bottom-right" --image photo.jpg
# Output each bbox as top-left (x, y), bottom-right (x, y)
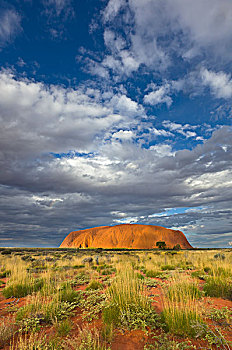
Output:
top-left (60, 224), bottom-right (192, 249)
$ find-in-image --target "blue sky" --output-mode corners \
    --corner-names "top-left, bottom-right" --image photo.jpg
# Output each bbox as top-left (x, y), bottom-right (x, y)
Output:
top-left (0, 0), bottom-right (231, 248)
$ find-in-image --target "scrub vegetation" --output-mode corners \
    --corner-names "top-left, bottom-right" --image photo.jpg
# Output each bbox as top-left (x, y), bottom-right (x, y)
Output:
top-left (0, 247), bottom-right (231, 349)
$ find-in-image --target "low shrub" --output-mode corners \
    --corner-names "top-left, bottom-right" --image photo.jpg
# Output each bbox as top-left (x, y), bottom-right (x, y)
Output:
top-left (146, 270), bottom-right (160, 278)
top-left (16, 299), bottom-right (78, 325)
top-left (208, 307), bottom-right (232, 324)
top-left (203, 266), bottom-right (211, 274)
top-left (144, 332), bottom-right (196, 349)
top-left (191, 270), bottom-right (206, 280)
top-left (161, 265), bottom-right (176, 271)
top-left (1, 250), bottom-right (12, 255)
top-left (86, 280), bottom-right (103, 291)
top-left (0, 270), bottom-right (11, 278)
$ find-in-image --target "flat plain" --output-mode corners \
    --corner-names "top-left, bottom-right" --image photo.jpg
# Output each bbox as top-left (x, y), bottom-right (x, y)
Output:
top-left (0, 248), bottom-right (231, 349)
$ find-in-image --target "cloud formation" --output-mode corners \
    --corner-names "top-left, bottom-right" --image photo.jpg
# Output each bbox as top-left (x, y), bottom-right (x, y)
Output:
top-left (0, 7), bottom-right (21, 48)
top-left (201, 69), bottom-right (232, 99)
top-left (0, 70), bottom-right (231, 247)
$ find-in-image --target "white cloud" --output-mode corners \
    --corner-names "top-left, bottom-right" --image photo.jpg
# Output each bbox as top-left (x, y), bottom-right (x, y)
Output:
top-left (144, 84), bottom-right (172, 107)
top-left (0, 70), bottom-right (134, 157)
top-left (103, 0), bottom-right (125, 22)
top-left (112, 130), bottom-right (134, 141)
top-left (109, 94), bottom-right (144, 117)
top-left (149, 144), bottom-right (173, 157)
top-left (168, 0), bottom-right (232, 59)
top-left (0, 8), bottom-right (21, 47)
top-left (98, 0), bottom-right (232, 81)
top-left (163, 120), bottom-right (197, 138)
top-left (151, 128), bottom-right (173, 137)
top-left (201, 68), bottom-right (232, 99)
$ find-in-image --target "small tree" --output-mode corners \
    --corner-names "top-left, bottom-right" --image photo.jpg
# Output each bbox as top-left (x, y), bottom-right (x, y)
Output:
top-left (156, 241), bottom-right (166, 250)
top-left (173, 244), bottom-right (181, 251)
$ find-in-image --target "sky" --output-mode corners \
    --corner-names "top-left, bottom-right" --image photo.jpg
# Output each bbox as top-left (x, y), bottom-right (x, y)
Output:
top-left (0, 0), bottom-right (232, 248)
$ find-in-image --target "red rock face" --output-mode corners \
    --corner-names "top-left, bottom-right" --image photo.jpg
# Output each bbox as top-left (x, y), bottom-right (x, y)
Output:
top-left (60, 224), bottom-right (193, 249)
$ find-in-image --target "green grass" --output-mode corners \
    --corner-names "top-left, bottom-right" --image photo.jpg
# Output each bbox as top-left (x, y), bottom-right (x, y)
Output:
top-left (161, 265), bottom-right (176, 271)
top-left (167, 279), bottom-right (202, 302)
top-left (103, 266), bottom-right (160, 330)
top-left (161, 275), bottom-right (204, 337)
top-left (16, 297), bottom-right (78, 325)
top-left (55, 319), bottom-right (73, 337)
top-left (161, 305), bottom-right (204, 337)
top-left (2, 279), bottom-right (44, 298)
top-left (59, 284), bottom-right (81, 303)
top-left (203, 275), bottom-right (232, 299)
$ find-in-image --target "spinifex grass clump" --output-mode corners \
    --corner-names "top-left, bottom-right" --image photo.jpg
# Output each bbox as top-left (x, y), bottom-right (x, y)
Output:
top-left (103, 264), bottom-right (160, 330)
top-left (16, 290), bottom-right (79, 328)
top-left (203, 264), bottom-right (232, 299)
top-left (203, 275), bottom-right (232, 299)
top-left (2, 278), bottom-right (44, 298)
top-left (1, 255), bottom-right (45, 298)
top-left (59, 283), bottom-right (81, 303)
top-left (161, 275), bottom-right (204, 337)
top-left (167, 276), bottom-right (202, 302)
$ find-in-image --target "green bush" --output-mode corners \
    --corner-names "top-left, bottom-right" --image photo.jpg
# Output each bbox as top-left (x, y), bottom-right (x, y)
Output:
top-left (203, 267), bottom-right (211, 274)
top-left (86, 280), bottom-right (103, 291)
top-left (161, 265), bottom-right (176, 271)
top-left (136, 273), bottom-right (145, 280)
top-left (173, 244), bottom-right (181, 251)
top-left (1, 250), bottom-right (12, 255)
top-left (146, 270), bottom-right (160, 278)
top-left (103, 302), bottom-right (160, 330)
top-left (191, 270), bottom-right (206, 280)
top-left (0, 270), bottom-right (11, 278)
